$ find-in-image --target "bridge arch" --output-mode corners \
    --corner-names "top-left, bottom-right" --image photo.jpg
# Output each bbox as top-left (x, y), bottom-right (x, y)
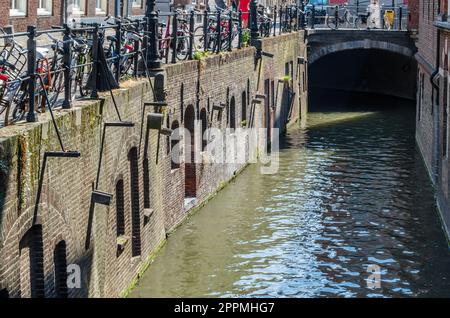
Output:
top-left (308, 40), bottom-right (415, 65)
top-left (308, 35), bottom-right (418, 102)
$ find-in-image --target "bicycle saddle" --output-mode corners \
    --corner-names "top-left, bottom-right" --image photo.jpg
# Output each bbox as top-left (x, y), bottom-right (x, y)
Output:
top-left (36, 47), bottom-right (49, 59)
top-left (107, 35), bottom-right (118, 42)
top-left (158, 22), bottom-right (166, 27)
top-left (129, 33), bottom-right (142, 42)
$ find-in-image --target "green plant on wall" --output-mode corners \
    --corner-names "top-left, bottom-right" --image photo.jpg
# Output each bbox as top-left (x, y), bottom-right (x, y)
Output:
top-left (242, 29), bottom-right (250, 47)
top-left (193, 50), bottom-right (209, 60)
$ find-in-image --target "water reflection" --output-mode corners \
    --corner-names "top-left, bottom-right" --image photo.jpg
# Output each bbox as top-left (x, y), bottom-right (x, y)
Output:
top-left (130, 98), bottom-right (450, 298)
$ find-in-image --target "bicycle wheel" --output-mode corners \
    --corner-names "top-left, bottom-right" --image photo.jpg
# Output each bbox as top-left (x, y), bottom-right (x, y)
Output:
top-left (11, 88), bottom-right (28, 122)
top-left (0, 90), bottom-right (6, 116)
top-left (48, 70), bottom-right (65, 107)
top-left (79, 53), bottom-right (92, 98)
top-left (121, 55), bottom-right (134, 76)
top-left (194, 26), bottom-right (205, 51)
top-left (176, 36), bottom-right (190, 61)
top-left (353, 17), bottom-right (362, 29)
top-left (326, 15), bottom-right (337, 29)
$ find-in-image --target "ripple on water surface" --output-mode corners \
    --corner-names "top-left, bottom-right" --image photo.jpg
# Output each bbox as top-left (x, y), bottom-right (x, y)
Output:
top-left (130, 105), bottom-right (450, 298)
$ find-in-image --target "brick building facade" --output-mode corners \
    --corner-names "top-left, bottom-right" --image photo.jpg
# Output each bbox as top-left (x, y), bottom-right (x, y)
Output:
top-left (433, 1), bottom-right (450, 236)
top-left (0, 1), bottom-right (146, 32)
top-left (416, 0), bottom-right (450, 236)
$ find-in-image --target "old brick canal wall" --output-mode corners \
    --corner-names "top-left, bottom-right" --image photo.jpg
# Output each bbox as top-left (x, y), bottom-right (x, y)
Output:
top-left (0, 32), bottom-right (307, 298)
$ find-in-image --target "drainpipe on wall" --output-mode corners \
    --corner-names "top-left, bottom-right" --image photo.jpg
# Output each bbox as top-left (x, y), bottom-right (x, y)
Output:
top-left (431, 1), bottom-right (441, 184)
top-left (115, 0), bottom-right (121, 17)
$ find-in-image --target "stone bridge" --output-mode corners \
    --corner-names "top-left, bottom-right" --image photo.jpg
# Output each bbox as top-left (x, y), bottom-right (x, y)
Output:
top-left (306, 29), bottom-right (418, 101)
top-left (307, 29), bottom-right (417, 64)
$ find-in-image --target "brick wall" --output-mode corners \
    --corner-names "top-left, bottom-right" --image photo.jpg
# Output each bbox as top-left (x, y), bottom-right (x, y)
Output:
top-left (408, 0), bottom-right (420, 31)
top-left (415, 0), bottom-right (438, 181)
top-left (415, 0), bottom-right (450, 236)
top-left (0, 31), bottom-right (306, 298)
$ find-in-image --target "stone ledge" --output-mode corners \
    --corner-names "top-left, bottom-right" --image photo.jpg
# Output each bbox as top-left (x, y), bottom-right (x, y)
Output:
top-left (435, 21), bottom-right (450, 31)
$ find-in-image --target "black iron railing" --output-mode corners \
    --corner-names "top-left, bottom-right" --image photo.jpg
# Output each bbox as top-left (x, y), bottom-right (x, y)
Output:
top-left (0, 2), bottom-right (410, 129)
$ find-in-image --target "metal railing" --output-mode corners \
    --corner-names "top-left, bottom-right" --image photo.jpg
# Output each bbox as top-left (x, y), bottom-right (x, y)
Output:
top-left (304, 3), bottom-right (409, 30)
top-left (0, 2), bottom-right (410, 129)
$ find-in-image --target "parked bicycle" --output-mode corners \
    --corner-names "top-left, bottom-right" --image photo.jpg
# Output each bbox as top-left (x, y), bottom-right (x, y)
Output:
top-left (159, 11), bottom-right (191, 62)
top-left (325, 6), bottom-right (361, 29)
top-left (259, 13), bottom-right (273, 37)
top-left (194, 10), bottom-right (238, 52)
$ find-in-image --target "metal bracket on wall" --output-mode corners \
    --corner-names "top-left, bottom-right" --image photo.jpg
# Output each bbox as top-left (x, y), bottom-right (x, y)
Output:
top-left (261, 51), bottom-right (275, 58)
top-left (85, 121), bottom-right (133, 250)
top-left (160, 127), bottom-right (173, 136)
top-left (143, 101), bottom-right (168, 113)
top-left (212, 102), bottom-right (226, 111)
top-left (139, 101), bottom-right (168, 153)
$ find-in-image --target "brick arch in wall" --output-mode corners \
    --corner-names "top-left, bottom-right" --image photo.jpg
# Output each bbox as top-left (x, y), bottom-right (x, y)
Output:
top-left (0, 201), bottom-right (76, 298)
top-left (241, 91), bottom-right (247, 123)
top-left (107, 134), bottom-right (142, 257)
top-left (229, 96), bottom-right (236, 130)
top-left (109, 133), bottom-right (140, 188)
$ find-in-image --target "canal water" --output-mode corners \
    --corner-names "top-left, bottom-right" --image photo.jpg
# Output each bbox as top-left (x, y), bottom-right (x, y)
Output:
top-left (130, 94), bottom-right (450, 298)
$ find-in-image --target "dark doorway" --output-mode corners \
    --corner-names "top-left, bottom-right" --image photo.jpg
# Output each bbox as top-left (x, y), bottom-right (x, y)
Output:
top-left (242, 91), bottom-right (247, 123)
top-left (19, 225), bottom-right (45, 298)
top-left (230, 96), bottom-right (236, 130)
top-left (184, 105), bottom-right (197, 198)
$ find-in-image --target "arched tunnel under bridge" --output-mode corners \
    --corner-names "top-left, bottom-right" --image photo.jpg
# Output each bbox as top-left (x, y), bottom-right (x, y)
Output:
top-left (306, 30), bottom-right (418, 109)
top-left (308, 48), bottom-right (418, 109)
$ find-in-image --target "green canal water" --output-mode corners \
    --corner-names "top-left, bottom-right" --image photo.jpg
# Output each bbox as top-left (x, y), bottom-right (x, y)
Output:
top-left (130, 96), bottom-right (450, 298)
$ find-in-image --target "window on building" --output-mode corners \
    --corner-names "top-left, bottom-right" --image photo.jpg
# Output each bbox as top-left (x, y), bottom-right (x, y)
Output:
top-left (132, 0), bottom-right (142, 7)
top-left (10, 0), bottom-right (27, 17)
top-left (68, 0), bottom-right (86, 15)
top-left (38, 0), bottom-right (52, 15)
top-left (96, 0), bottom-right (107, 15)
top-left (171, 121), bottom-right (180, 170)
